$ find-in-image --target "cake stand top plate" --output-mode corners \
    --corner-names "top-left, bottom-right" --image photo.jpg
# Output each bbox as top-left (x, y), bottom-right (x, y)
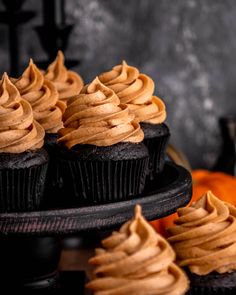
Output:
top-left (0, 162), bottom-right (192, 236)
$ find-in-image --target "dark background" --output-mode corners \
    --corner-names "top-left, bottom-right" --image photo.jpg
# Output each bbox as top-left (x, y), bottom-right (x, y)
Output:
top-left (0, 0), bottom-right (236, 169)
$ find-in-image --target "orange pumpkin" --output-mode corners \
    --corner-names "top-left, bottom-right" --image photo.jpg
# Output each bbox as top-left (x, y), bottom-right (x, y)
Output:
top-left (150, 170), bottom-right (236, 236)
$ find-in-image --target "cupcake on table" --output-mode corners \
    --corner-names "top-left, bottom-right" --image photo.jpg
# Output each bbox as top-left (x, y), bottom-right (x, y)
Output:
top-left (56, 77), bottom-right (149, 205)
top-left (167, 190), bottom-right (236, 295)
top-left (44, 50), bottom-right (84, 105)
top-left (99, 61), bottom-right (170, 178)
top-left (0, 73), bottom-right (48, 212)
top-left (87, 204), bottom-right (189, 295)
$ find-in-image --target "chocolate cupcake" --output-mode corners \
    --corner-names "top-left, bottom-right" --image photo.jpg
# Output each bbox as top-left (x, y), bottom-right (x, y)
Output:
top-left (167, 191), bottom-right (236, 295)
top-left (0, 73), bottom-right (48, 212)
top-left (56, 77), bottom-right (149, 205)
top-left (12, 60), bottom-right (67, 206)
top-left (44, 50), bottom-right (84, 105)
top-left (87, 204), bottom-right (189, 295)
top-left (99, 61), bottom-right (170, 178)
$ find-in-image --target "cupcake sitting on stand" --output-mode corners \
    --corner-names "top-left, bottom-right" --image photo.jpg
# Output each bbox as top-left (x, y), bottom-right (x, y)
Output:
top-left (12, 59), bottom-right (68, 205)
top-left (0, 73), bottom-right (48, 212)
top-left (56, 77), bottom-right (149, 205)
top-left (99, 61), bottom-right (169, 179)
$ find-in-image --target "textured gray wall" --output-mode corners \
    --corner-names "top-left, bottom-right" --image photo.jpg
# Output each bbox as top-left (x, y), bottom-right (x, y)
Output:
top-left (1, 0), bottom-right (236, 169)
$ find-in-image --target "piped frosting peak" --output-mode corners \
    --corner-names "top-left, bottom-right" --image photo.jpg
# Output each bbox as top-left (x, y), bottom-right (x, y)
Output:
top-left (0, 73), bottom-right (44, 153)
top-left (99, 61), bottom-right (166, 124)
top-left (87, 204), bottom-right (189, 295)
top-left (58, 77), bottom-right (144, 148)
top-left (44, 51), bottom-right (83, 102)
top-left (13, 59), bottom-right (66, 133)
top-left (168, 191), bottom-right (236, 275)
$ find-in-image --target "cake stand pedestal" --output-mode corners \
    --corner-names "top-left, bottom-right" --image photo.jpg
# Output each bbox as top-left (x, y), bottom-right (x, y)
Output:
top-left (0, 162), bottom-right (192, 293)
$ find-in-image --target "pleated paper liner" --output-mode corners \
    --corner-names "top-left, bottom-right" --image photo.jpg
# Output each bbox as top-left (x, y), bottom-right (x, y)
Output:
top-left (43, 156), bottom-right (65, 208)
top-left (144, 134), bottom-right (169, 174)
top-left (187, 286), bottom-right (235, 295)
top-left (0, 163), bottom-right (48, 213)
top-left (141, 122), bottom-right (170, 179)
top-left (43, 133), bottom-right (63, 208)
top-left (186, 269), bottom-right (236, 295)
top-left (55, 157), bottom-right (149, 205)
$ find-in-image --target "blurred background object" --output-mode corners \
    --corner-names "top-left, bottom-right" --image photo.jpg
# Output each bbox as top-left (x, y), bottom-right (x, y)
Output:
top-left (0, 0), bottom-right (35, 76)
top-left (34, 0), bottom-right (80, 69)
top-left (213, 116), bottom-right (236, 176)
top-left (0, 0), bottom-right (236, 170)
top-left (166, 144), bottom-right (192, 172)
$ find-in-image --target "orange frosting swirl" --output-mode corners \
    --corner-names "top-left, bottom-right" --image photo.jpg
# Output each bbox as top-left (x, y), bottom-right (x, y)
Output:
top-left (87, 205), bottom-right (189, 295)
top-left (168, 191), bottom-right (236, 275)
top-left (99, 61), bottom-right (166, 124)
top-left (13, 59), bottom-right (66, 133)
top-left (0, 73), bottom-right (44, 153)
top-left (58, 77), bottom-right (144, 148)
top-left (44, 51), bottom-right (83, 103)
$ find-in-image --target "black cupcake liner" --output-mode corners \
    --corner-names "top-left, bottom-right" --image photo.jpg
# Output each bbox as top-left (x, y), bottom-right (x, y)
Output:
top-left (187, 286), bottom-right (235, 295)
top-left (43, 134), bottom-right (64, 208)
top-left (43, 157), bottom-right (66, 208)
top-left (0, 163), bottom-right (48, 213)
top-left (56, 157), bottom-right (149, 205)
top-left (141, 122), bottom-right (170, 179)
top-left (185, 269), bottom-right (236, 295)
top-left (144, 133), bottom-right (170, 176)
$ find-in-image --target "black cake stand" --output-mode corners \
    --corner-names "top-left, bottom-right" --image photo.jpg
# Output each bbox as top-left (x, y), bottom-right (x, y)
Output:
top-left (0, 162), bottom-right (192, 293)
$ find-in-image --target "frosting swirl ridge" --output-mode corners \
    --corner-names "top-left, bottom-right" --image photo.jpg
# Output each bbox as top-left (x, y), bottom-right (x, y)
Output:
top-left (44, 51), bottom-right (83, 102)
top-left (13, 59), bottom-right (66, 133)
top-left (99, 61), bottom-right (166, 124)
top-left (0, 73), bottom-right (44, 153)
top-left (87, 205), bottom-right (189, 295)
top-left (58, 77), bottom-right (144, 148)
top-left (168, 191), bottom-right (236, 275)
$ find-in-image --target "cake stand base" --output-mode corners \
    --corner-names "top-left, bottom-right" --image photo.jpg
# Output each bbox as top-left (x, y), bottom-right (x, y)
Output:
top-left (0, 162), bottom-right (192, 292)
top-left (0, 236), bottom-right (61, 291)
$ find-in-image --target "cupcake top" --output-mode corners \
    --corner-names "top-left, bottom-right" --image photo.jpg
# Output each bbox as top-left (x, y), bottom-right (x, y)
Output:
top-left (44, 51), bottom-right (83, 103)
top-left (0, 73), bottom-right (44, 153)
top-left (58, 77), bottom-right (144, 148)
top-left (98, 61), bottom-right (166, 124)
top-left (168, 191), bottom-right (236, 275)
top-left (13, 59), bottom-right (66, 133)
top-left (87, 205), bottom-right (189, 295)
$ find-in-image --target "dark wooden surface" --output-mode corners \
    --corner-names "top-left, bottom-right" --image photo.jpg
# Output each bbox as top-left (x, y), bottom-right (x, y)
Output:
top-left (0, 162), bottom-right (192, 236)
